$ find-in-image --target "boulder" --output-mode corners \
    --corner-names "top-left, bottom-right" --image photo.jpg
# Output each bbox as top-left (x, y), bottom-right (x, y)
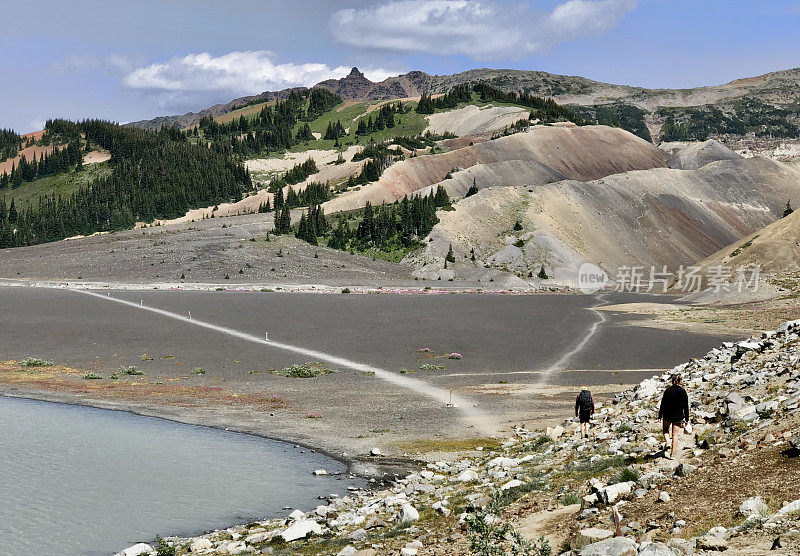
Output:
top-left (190, 538), bottom-right (213, 552)
top-left (280, 519), bottom-right (323, 542)
top-left (597, 481), bottom-right (634, 505)
top-left (573, 527), bottom-right (614, 549)
top-left (658, 491), bottom-right (671, 503)
top-left (501, 479), bottom-right (523, 490)
top-left (244, 532), bottom-right (270, 545)
top-left (455, 469), bottom-right (479, 482)
top-left (337, 547), bottom-right (358, 556)
top-left (637, 543), bottom-right (674, 555)
top-left (579, 537), bottom-right (638, 556)
top-left (546, 425), bottom-right (565, 439)
top-left (667, 538), bottom-right (695, 555)
top-left (115, 544), bottom-right (153, 556)
top-left (738, 496), bottom-right (768, 518)
top-left (399, 503), bottom-right (419, 523)
top-left (674, 463), bottom-right (696, 477)
top-left (696, 535), bottom-right (728, 551)
top-left (347, 528), bottom-right (368, 541)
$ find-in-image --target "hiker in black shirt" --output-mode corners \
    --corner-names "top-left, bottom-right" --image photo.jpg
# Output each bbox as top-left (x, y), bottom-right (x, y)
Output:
top-left (659, 373), bottom-right (690, 459)
top-left (575, 387), bottom-right (594, 438)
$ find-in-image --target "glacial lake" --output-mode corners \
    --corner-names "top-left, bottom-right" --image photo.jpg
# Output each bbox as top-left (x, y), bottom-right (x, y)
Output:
top-left (0, 396), bottom-right (356, 555)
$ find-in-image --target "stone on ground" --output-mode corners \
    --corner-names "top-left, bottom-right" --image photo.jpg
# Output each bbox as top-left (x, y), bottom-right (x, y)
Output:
top-left (579, 536), bottom-right (638, 556)
top-left (280, 519), bottom-right (323, 542)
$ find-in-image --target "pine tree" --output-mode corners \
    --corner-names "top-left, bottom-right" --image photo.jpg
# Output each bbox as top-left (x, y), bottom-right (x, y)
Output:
top-left (466, 178), bottom-right (478, 197)
top-left (538, 266), bottom-right (548, 279)
top-left (784, 200), bottom-right (794, 218)
top-left (445, 244), bottom-right (455, 263)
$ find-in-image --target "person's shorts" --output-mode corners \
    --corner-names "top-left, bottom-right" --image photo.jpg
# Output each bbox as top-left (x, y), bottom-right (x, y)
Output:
top-left (579, 410), bottom-right (592, 424)
top-left (663, 420), bottom-right (685, 433)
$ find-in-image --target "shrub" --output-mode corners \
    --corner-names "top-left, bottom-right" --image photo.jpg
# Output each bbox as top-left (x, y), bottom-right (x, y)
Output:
top-left (83, 372), bottom-right (103, 380)
top-left (155, 535), bottom-right (176, 556)
top-left (120, 365), bottom-right (143, 375)
top-left (20, 357), bottom-right (53, 367)
top-left (559, 492), bottom-right (581, 506)
top-left (613, 467), bottom-right (640, 484)
top-left (191, 367), bottom-right (206, 375)
top-left (271, 362), bottom-right (338, 378)
top-left (420, 363), bottom-right (446, 371)
top-left (616, 423), bottom-right (632, 433)
top-left (448, 352), bottom-right (463, 360)
top-left (341, 287), bottom-right (351, 294)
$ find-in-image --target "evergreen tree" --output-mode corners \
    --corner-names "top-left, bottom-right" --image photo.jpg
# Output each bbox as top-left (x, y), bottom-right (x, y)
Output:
top-left (445, 244), bottom-right (455, 263)
top-left (537, 266), bottom-right (549, 279)
top-left (466, 178), bottom-right (479, 197)
top-left (784, 200), bottom-right (794, 218)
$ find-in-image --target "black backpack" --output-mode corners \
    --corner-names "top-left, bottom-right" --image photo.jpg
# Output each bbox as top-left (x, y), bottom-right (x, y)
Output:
top-left (577, 390), bottom-right (593, 411)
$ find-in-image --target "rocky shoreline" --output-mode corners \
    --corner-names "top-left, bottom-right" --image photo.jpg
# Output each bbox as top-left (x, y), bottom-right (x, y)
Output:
top-left (115, 319), bottom-right (800, 555)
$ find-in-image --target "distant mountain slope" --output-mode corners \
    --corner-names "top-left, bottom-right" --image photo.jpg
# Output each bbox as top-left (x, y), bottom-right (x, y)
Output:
top-left (128, 66), bottom-right (800, 143)
top-left (322, 124), bottom-right (667, 213)
top-left (125, 87), bottom-right (305, 132)
top-left (406, 154), bottom-right (800, 282)
top-left (688, 208), bottom-right (800, 288)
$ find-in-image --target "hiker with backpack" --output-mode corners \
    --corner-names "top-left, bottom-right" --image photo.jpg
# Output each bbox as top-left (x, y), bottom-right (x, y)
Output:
top-left (659, 373), bottom-right (690, 460)
top-left (575, 387), bottom-right (594, 438)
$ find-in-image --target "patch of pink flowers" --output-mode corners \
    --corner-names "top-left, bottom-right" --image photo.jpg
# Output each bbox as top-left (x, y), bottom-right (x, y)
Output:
top-left (306, 412), bottom-right (322, 419)
top-left (448, 352), bottom-right (463, 360)
top-left (418, 347), bottom-right (432, 353)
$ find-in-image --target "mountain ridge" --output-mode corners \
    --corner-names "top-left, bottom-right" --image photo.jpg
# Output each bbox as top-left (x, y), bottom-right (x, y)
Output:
top-left (127, 66), bottom-right (800, 134)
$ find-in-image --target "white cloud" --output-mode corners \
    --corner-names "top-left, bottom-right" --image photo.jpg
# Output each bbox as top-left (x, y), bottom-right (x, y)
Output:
top-left (330, 0), bottom-right (638, 60)
top-left (122, 50), bottom-right (395, 95)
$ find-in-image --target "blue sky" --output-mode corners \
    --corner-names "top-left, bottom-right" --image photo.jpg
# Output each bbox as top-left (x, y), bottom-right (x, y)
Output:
top-left (2, 0), bottom-right (800, 132)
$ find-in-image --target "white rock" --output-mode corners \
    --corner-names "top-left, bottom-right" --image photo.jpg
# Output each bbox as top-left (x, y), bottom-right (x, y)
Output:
top-left (347, 528), bottom-right (367, 541)
top-left (597, 481), bottom-right (634, 504)
top-left (280, 519), bottom-right (323, 542)
top-left (313, 469), bottom-right (327, 476)
top-left (337, 547), bottom-right (357, 556)
top-left (501, 479), bottom-right (523, 490)
top-left (658, 491), bottom-right (671, 503)
top-left (371, 447), bottom-right (383, 456)
top-left (244, 532), bottom-right (270, 545)
top-left (288, 509), bottom-right (306, 521)
top-left (739, 496), bottom-right (768, 518)
top-left (578, 537), bottom-right (637, 555)
top-left (400, 548), bottom-right (418, 556)
top-left (546, 425), bottom-right (565, 439)
top-left (399, 503), bottom-right (420, 523)
top-left (456, 469), bottom-right (479, 482)
top-left (216, 540), bottom-right (249, 555)
top-left (115, 543), bottom-right (153, 556)
top-left (574, 527), bottom-right (614, 548)
top-left (189, 538), bottom-right (213, 552)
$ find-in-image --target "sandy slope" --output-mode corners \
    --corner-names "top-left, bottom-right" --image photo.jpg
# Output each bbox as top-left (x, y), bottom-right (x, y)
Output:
top-left (324, 124), bottom-right (667, 213)
top-left (424, 105), bottom-right (529, 136)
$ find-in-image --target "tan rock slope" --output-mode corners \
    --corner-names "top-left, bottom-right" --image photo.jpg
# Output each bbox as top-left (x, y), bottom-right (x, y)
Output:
top-left (679, 208), bottom-right (800, 302)
top-left (408, 154), bottom-right (800, 283)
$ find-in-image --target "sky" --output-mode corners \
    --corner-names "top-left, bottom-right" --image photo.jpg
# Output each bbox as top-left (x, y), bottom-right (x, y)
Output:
top-left (2, 0), bottom-right (800, 133)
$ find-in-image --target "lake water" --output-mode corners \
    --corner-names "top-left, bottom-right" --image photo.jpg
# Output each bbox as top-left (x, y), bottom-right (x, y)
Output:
top-left (0, 396), bottom-right (357, 555)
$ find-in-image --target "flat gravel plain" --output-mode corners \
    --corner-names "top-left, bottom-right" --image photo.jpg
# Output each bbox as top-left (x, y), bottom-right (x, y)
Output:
top-left (0, 287), bottom-right (733, 459)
